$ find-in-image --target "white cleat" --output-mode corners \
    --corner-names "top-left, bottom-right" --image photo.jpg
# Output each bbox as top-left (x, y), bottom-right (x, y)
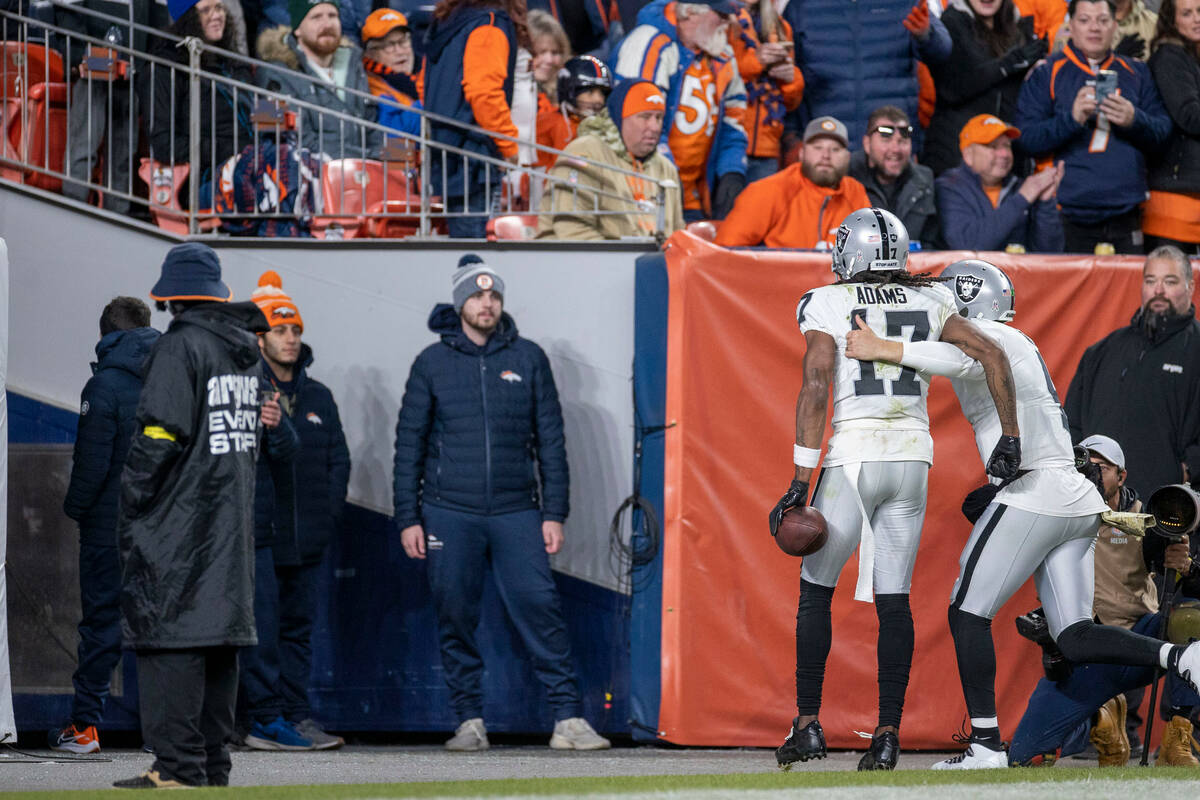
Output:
top-left (930, 742), bottom-right (1008, 770)
top-left (1175, 641), bottom-right (1200, 695)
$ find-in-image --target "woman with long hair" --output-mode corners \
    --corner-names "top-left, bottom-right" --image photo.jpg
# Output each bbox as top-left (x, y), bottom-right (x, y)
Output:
top-left (924, 0), bottom-right (1045, 175)
top-left (424, 0), bottom-right (530, 237)
top-left (144, 0), bottom-right (254, 206)
top-left (1143, 0), bottom-right (1200, 253)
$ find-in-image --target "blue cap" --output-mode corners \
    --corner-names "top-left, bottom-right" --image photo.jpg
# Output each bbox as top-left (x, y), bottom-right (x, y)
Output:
top-left (167, 0), bottom-right (201, 22)
top-left (150, 243), bottom-right (233, 303)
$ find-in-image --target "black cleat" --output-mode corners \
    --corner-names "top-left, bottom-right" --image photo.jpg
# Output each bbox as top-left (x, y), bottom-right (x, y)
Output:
top-left (776, 718), bottom-right (826, 769)
top-left (1016, 607), bottom-right (1073, 682)
top-left (857, 730), bottom-right (899, 770)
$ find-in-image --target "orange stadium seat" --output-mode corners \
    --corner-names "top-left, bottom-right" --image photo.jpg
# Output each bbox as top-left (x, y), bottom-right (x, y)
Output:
top-left (0, 43), bottom-right (66, 191)
top-left (487, 214), bottom-right (538, 241)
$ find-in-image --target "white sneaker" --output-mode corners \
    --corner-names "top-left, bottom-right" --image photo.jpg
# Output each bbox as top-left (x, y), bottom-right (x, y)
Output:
top-left (445, 718), bottom-right (489, 751)
top-left (549, 717), bottom-right (611, 750)
top-left (1175, 642), bottom-right (1200, 695)
top-left (930, 742), bottom-right (1008, 770)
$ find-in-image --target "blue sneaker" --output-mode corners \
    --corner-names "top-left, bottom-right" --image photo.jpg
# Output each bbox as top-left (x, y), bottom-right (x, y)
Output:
top-left (244, 716), bottom-right (314, 751)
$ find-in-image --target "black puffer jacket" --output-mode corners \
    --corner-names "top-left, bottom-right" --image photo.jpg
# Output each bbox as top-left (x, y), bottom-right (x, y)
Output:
top-left (393, 305), bottom-right (568, 528)
top-left (1147, 41), bottom-right (1200, 194)
top-left (252, 365), bottom-right (300, 550)
top-left (260, 344), bottom-right (351, 565)
top-left (63, 326), bottom-right (160, 545)
top-left (118, 301), bottom-right (268, 649)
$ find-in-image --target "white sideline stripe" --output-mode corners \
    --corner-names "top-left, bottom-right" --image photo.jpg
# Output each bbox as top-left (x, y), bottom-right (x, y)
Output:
top-left (353, 779), bottom-right (1200, 800)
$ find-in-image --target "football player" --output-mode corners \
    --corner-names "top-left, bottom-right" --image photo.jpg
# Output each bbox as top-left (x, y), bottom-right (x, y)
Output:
top-left (769, 210), bottom-right (1021, 771)
top-left (844, 259), bottom-right (1200, 769)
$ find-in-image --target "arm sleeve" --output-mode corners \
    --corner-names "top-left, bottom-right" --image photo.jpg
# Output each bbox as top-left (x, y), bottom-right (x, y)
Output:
top-left (1013, 63), bottom-right (1084, 157)
top-left (537, 150), bottom-right (608, 240)
top-left (462, 24), bottom-right (519, 158)
top-left (780, 65), bottom-right (805, 110)
top-left (1152, 46), bottom-right (1200, 136)
top-left (936, 175), bottom-right (1032, 251)
top-left (263, 410), bottom-right (299, 463)
top-left (713, 179), bottom-right (773, 246)
top-left (714, 65), bottom-right (749, 178)
top-left (613, 28), bottom-right (677, 90)
top-left (1118, 66), bottom-right (1174, 152)
top-left (914, 11), bottom-right (952, 64)
top-left (531, 345), bottom-right (569, 522)
top-left (392, 358), bottom-right (434, 528)
top-left (900, 340), bottom-right (983, 379)
top-left (1029, 196), bottom-right (1065, 253)
top-left (62, 380), bottom-right (118, 521)
top-left (326, 395), bottom-right (351, 523)
top-left (119, 345), bottom-right (194, 518)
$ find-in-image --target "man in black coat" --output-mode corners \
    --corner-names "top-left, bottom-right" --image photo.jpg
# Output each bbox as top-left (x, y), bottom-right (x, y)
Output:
top-left (1065, 245), bottom-right (1200, 500)
top-left (51, 297), bottom-right (158, 755)
top-left (114, 243), bottom-right (278, 789)
top-left (239, 270), bottom-right (349, 752)
top-left (393, 254), bottom-right (609, 752)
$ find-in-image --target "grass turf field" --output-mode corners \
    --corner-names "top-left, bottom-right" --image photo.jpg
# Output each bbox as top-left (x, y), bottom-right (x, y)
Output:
top-left (4, 766), bottom-right (1200, 799)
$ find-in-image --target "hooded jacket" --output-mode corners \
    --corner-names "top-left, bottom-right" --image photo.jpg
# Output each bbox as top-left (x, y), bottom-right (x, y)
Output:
top-left (259, 344), bottom-right (351, 565)
top-left (393, 305), bottom-right (568, 528)
top-left (1065, 306), bottom-right (1200, 502)
top-left (118, 301), bottom-right (268, 649)
top-left (536, 109), bottom-right (684, 240)
top-left (422, 5), bottom-right (519, 196)
top-left (257, 25), bottom-right (383, 158)
top-left (63, 326), bottom-right (161, 545)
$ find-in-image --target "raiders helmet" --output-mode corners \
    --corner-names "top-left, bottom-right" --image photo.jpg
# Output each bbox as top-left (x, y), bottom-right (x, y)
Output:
top-left (940, 259), bottom-right (1016, 322)
top-left (831, 208), bottom-right (909, 281)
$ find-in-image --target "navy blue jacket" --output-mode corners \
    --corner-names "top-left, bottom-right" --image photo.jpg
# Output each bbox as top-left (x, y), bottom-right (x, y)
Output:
top-left (393, 305), bottom-right (569, 528)
top-left (1014, 42), bottom-right (1172, 225)
top-left (252, 366), bottom-right (300, 550)
top-left (935, 164), bottom-right (1063, 252)
top-left (423, 5), bottom-right (517, 198)
top-left (63, 327), bottom-right (160, 546)
top-left (261, 345), bottom-right (351, 565)
top-left (780, 0), bottom-right (951, 146)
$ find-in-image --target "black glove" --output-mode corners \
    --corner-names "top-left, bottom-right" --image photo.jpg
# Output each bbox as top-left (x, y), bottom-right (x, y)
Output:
top-left (712, 171), bottom-right (747, 220)
top-left (1114, 32), bottom-right (1146, 60)
top-left (769, 479), bottom-right (809, 536)
top-left (986, 435), bottom-right (1022, 480)
top-left (999, 37), bottom-right (1046, 77)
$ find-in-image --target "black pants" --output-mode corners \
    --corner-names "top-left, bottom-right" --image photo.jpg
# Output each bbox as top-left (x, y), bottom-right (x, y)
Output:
top-left (137, 647), bottom-right (238, 787)
top-left (1061, 209), bottom-right (1143, 254)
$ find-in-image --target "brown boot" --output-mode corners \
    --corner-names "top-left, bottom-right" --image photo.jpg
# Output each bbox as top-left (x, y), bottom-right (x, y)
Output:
top-left (1091, 695), bottom-right (1130, 767)
top-left (1156, 715), bottom-right (1200, 766)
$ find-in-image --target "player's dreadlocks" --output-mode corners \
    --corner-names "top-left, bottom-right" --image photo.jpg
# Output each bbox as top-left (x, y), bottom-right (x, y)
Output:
top-left (847, 270), bottom-right (951, 288)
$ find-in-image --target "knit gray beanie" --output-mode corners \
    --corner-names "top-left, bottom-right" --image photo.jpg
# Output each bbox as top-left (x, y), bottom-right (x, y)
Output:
top-left (452, 254), bottom-right (504, 312)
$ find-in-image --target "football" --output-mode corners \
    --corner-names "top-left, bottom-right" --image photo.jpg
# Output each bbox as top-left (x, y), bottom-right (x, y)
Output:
top-left (774, 506), bottom-right (828, 557)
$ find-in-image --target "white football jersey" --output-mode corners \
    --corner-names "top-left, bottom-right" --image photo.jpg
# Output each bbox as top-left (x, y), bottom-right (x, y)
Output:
top-left (796, 280), bottom-right (957, 466)
top-left (900, 319), bottom-right (1107, 517)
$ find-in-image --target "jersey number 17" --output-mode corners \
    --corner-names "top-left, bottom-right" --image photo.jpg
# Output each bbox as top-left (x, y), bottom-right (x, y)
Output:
top-left (851, 308), bottom-right (930, 397)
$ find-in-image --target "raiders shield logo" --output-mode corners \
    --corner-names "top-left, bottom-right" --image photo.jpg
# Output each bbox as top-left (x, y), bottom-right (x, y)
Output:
top-left (835, 224), bottom-right (849, 254)
top-left (955, 274), bottom-right (984, 303)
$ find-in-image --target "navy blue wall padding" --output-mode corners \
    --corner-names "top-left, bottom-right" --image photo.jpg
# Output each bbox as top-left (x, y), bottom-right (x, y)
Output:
top-left (10, 391), bottom-right (628, 735)
top-left (8, 392), bottom-right (79, 443)
top-left (629, 253), bottom-right (669, 741)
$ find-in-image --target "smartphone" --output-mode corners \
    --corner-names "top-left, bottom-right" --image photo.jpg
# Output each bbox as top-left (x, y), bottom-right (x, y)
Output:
top-left (1095, 69), bottom-right (1118, 105)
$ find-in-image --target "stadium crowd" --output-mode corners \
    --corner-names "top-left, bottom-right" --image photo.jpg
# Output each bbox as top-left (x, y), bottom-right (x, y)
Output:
top-left (5, 0), bottom-right (1199, 249)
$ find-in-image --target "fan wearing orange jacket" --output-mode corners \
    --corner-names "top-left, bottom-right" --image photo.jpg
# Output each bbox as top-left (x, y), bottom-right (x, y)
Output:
top-left (728, 0), bottom-right (803, 182)
top-left (716, 116), bottom-right (870, 248)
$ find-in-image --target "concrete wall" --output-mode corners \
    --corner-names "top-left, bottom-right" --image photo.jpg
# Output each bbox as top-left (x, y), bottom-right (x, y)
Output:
top-left (1, 186), bottom-right (652, 590)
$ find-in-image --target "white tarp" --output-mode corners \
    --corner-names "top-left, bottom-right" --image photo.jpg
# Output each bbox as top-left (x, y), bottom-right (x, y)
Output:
top-left (0, 237), bottom-right (16, 740)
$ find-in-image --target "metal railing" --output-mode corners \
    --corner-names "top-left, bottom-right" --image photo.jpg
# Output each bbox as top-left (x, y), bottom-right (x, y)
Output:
top-left (0, 3), bottom-right (676, 240)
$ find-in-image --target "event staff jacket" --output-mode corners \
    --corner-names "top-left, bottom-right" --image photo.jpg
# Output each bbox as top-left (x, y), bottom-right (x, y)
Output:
top-left (118, 302), bottom-right (269, 650)
top-left (63, 326), bottom-right (161, 546)
top-left (260, 345), bottom-right (351, 566)
top-left (1147, 41), bottom-right (1200, 195)
top-left (1065, 306), bottom-right (1200, 502)
top-left (393, 305), bottom-right (569, 529)
top-left (1014, 41), bottom-right (1171, 225)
